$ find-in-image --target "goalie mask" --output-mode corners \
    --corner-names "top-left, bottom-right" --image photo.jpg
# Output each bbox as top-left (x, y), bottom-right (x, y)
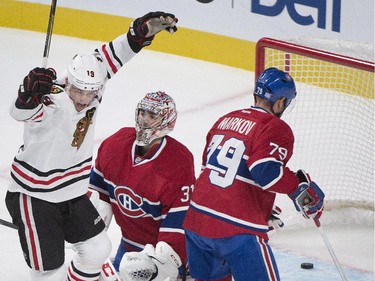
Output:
top-left (135, 91), bottom-right (177, 146)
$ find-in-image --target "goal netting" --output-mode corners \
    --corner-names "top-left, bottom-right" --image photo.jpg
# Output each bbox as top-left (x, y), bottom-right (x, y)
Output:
top-left (256, 37), bottom-right (374, 212)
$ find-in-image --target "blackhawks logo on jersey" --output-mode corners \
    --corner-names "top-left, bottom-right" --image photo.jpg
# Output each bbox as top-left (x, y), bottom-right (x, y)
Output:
top-left (51, 85), bottom-right (64, 94)
top-left (42, 85), bottom-right (63, 106)
top-left (71, 107), bottom-right (96, 149)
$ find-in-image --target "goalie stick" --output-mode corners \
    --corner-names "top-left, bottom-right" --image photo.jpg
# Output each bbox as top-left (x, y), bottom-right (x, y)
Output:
top-left (42, 0), bottom-right (57, 68)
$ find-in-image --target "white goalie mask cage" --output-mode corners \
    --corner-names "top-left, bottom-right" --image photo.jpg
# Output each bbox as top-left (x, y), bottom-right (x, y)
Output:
top-left (135, 91), bottom-right (178, 146)
top-left (66, 54), bottom-right (107, 97)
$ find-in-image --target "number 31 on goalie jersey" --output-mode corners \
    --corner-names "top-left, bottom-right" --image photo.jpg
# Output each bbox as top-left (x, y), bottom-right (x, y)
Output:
top-left (205, 135), bottom-right (247, 188)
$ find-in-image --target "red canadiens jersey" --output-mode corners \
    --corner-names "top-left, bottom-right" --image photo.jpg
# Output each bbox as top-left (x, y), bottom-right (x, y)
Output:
top-left (89, 127), bottom-right (195, 263)
top-left (183, 107), bottom-right (299, 240)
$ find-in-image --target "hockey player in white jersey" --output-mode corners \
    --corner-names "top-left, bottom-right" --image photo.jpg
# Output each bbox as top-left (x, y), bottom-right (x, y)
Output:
top-left (5, 12), bottom-right (178, 281)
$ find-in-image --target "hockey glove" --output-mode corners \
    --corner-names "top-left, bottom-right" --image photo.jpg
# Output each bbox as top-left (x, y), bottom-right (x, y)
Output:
top-left (268, 205), bottom-right (284, 231)
top-left (17, 67), bottom-right (56, 109)
top-left (119, 241), bottom-right (182, 281)
top-left (288, 170), bottom-right (325, 219)
top-left (127, 11), bottom-right (178, 53)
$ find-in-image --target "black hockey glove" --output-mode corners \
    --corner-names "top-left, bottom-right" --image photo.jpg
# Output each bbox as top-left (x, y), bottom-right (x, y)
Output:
top-left (17, 67), bottom-right (56, 109)
top-left (127, 11), bottom-right (178, 53)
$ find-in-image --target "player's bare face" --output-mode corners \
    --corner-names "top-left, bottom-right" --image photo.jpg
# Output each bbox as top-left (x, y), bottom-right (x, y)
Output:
top-left (68, 85), bottom-right (98, 112)
top-left (137, 109), bottom-right (162, 129)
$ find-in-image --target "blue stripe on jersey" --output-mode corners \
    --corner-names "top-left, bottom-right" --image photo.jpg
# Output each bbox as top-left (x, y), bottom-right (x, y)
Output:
top-left (90, 168), bottom-right (163, 220)
top-left (160, 207), bottom-right (187, 230)
top-left (140, 199), bottom-right (162, 219)
top-left (190, 201), bottom-right (268, 233)
top-left (89, 168), bottom-right (108, 194)
top-left (249, 158), bottom-right (283, 189)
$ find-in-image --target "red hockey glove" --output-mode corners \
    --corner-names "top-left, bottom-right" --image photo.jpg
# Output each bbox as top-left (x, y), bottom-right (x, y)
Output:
top-left (288, 170), bottom-right (325, 219)
top-left (17, 67), bottom-right (56, 109)
top-left (127, 11), bottom-right (178, 53)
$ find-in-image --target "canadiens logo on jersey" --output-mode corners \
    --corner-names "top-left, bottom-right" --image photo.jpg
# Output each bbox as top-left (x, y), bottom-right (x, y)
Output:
top-left (71, 107), bottom-right (96, 149)
top-left (115, 186), bottom-right (147, 218)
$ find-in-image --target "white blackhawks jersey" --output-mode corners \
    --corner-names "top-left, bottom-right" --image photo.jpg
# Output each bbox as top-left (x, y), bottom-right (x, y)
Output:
top-left (8, 33), bottom-right (137, 203)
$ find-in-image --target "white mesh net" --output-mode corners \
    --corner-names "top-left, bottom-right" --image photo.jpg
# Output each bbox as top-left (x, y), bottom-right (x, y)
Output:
top-left (257, 37), bottom-right (374, 211)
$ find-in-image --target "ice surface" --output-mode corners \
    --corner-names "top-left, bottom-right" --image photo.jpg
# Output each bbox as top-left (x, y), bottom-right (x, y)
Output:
top-left (0, 28), bottom-right (373, 281)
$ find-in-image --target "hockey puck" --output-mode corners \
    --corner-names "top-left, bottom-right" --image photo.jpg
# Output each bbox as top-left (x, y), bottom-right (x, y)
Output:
top-left (301, 262), bottom-right (314, 269)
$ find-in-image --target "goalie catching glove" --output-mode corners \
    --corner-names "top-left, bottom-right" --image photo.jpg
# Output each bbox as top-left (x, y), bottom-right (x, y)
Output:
top-left (119, 241), bottom-right (182, 281)
top-left (127, 11), bottom-right (178, 53)
top-left (288, 170), bottom-right (325, 219)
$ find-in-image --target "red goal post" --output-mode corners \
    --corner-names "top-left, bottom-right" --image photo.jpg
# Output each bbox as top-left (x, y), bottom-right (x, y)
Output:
top-left (255, 37), bottom-right (374, 211)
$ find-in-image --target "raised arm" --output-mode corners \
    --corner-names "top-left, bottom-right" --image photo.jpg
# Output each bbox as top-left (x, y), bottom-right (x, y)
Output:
top-left (96, 11), bottom-right (178, 78)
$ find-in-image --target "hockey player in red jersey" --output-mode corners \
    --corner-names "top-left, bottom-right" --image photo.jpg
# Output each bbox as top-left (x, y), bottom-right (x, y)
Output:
top-left (89, 91), bottom-right (195, 281)
top-left (183, 68), bottom-right (325, 281)
top-left (5, 12), bottom-right (178, 281)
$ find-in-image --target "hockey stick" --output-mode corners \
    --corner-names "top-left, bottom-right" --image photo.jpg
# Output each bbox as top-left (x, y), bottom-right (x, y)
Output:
top-left (0, 218), bottom-right (18, 230)
top-left (313, 219), bottom-right (348, 281)
top-left (42, 0), bottom-right (58, 68)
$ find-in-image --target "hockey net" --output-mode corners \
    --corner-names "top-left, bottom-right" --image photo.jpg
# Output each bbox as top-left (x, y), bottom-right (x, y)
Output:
top-left (256, 37), bottom-right (374, 212)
